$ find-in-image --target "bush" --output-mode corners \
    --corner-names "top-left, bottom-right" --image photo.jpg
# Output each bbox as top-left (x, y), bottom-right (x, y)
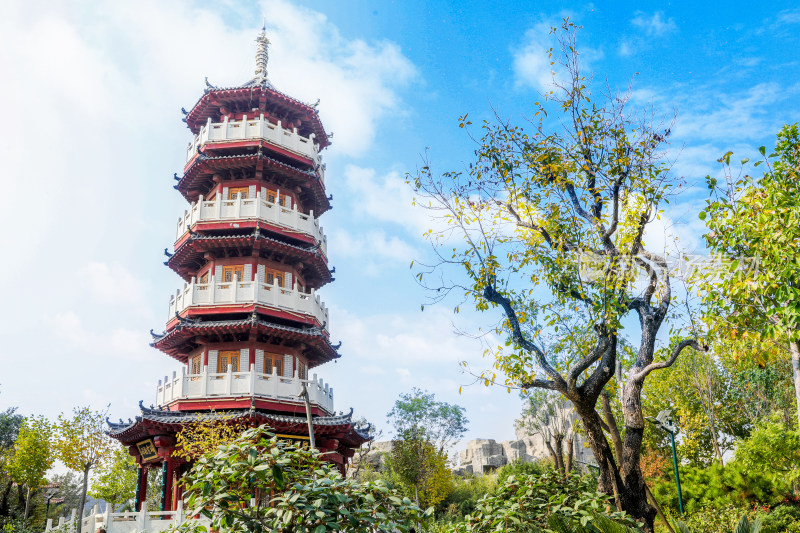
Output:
top-left (453, 470), bottom-right (637, 532)
top-left (436, 473), bottom-right (497, 519)
top-left (665, 503), bottom-right (759, 533)
top-left (652, 461), bottom-right (788, 512)
top-left (761, 504), bottom-right (800, 532)
top-left (496, 459), bottom-right (550, 485)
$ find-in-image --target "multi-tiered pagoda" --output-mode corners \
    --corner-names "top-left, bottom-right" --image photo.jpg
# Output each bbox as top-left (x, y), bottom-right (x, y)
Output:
top-left (108, 28), bottom-right (368, 512)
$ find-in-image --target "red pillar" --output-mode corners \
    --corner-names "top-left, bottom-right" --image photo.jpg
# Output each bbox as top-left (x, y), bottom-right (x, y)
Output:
top-left (163, 456), bottom-right (179, 510)
top-left (135, 465), bottom-right (148, 511)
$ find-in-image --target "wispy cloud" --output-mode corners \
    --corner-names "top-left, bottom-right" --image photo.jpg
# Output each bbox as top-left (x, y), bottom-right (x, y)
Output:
top-left (512, 18), bottom-right (602, 93)
top-left (631, 11), bottom-right (678, 37)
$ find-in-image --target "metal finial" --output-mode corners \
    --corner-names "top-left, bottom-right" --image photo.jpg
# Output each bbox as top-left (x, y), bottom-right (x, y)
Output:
top-left (255, 24), bottom-right (270, 82)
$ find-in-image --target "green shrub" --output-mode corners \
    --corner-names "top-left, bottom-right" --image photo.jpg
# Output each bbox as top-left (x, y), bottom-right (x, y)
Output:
top-left (652, 461), bottom-right (788, 512)
top-left (496, 459), bottom-right (551, 485)
top-left (437, 473), bottom-right (497, 519)
top-left (453, 470), bottom-right (637, 532)
top-left (761, 504), bottom-right (800, 532)
top-left (665, 503), bottom-right (759, 533)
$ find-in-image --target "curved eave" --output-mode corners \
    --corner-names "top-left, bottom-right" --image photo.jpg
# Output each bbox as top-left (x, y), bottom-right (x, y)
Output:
top-left (166, 230), bottom-right (332, 288)
top-left (150, 316), bottom-right (339, 367)
top-left (178, 151), bottom-right (330, 215)
top-left (108, 407), bottom-right (361, 446)
top-left (185, 86), bottom-right (329, 150)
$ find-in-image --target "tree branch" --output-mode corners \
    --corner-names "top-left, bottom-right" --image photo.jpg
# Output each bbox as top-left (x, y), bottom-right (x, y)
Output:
top-left (631, 339), bottom-right (705, 384)
top-left (482, 284), bottom-right (568, 391)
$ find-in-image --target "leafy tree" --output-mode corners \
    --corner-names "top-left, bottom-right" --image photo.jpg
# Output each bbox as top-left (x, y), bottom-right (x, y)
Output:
top-left (699, 123), bottom-right (800, 428)
top-left (176, 425), bottom-right (430, 533)
top-left (0, 409), bottom-right (23, 452)
top-left (387, 389), bottom-right (466, 507)
top-left (387, 388), bottom-right (468, 453)
top-left (734, 414), bottom-right (800, 491)
top-left (174, 413), bottom-right (250, 461)
top-left (643, 346), bottom-right (738, 466)
top-left (54, 407), bottom-right (113, 531)
top-left (89, 445), bottom-right (137, 511)
top-left (388, 439), bottom-right (454, 509)
top-left (6, 417), bottom-right (53, 526)
top-left (410, 21), bottom-right (700, 530)
top-left (0, 407), bottom-right (24, 522)
top-left (518, 392), bottom-right (575, 473)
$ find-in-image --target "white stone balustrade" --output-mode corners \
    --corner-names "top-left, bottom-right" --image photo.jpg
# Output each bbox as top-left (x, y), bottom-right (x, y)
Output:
top-left (175, 191), bottom-right (327, 255)
top-left (46, 502), bottom-right (207, 533)
top-left (186, 115), bottom-right (323, 170)
top-left (168, 277), bottom-right (329, 327)
top-left (156, 365), bottom-right (335, 414)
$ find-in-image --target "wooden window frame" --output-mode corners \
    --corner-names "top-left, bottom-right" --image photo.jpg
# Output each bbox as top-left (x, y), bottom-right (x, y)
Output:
top-left (264, 353), bottom-right (283, 376)
top-left (189, 354), bottom-right (202, 380)
top-left (228, 187), bottom-right (249, 200)
top-left (218, 350), bottom-right (240, 373)
top-left (264, 267), bottom-right (285, 288)
top-left (222, 265), bottom-right (245, 283)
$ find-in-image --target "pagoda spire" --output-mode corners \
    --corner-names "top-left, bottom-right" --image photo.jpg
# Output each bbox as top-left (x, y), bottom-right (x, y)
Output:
top-left (254, 21), bottom-right (270, 82)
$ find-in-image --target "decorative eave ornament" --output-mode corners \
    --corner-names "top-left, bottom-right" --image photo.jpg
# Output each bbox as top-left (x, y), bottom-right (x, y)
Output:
top-left (254, 22), bottom-right (270, 84)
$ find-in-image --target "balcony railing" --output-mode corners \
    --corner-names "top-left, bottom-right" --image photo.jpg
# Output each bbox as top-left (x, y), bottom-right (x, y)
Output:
top-left (175, 192), bottom-right (327, 255)
top-left (47, 502), bottom-right (206, 533)
top-left (187, 115), bottom-right (322, 169)
top-left (156, 365), bottom-right (335, 414)
top-left (168, 277), bottom-right (329, 328)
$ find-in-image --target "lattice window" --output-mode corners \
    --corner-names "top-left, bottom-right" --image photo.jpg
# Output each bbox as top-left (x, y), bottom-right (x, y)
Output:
top-left (228, 187), bottom-right (249, 200)
top-left (264, 353), bottom-right (283, 376)
top-left (266, 189), bottom-right (288, 207)
top-left (190, 355), bottom-right (202, 375)
top-left (222, 265), bottom-right (244, 282)
top-left (264, 268), bottom-right (284, 287)
top-left (218, 350), bottom-right (240, 372)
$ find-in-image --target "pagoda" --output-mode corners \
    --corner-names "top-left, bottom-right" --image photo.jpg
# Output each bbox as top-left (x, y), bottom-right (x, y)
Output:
top-left (108, 28), bottom-right (369, 512)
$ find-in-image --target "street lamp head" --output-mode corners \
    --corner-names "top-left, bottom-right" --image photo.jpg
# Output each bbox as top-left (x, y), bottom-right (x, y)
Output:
top-left (653, 409), bottom-right (678, 434)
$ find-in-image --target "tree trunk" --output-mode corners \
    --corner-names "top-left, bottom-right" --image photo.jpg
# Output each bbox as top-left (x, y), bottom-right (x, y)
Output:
top-left (544, 440), bottom-right (561, 472)
top-left (565, 436), bottom-right (574, 473)
top-left (554, 434), bottom-right (566, 474)
top-left (645, 483), bottom-right (675, 533)
top-left (791, 340), bottom-right (800, 431)
top-left (23, 487), bottom-right (30, 527)
top-left (572, 401), bottom-right (623, 500)
top-left (707, 406), bottom-right (725, 466)
top-left (78, 463), bottom-right (90, 533)
top-left (601, 392), bottom-right (624, 466)
top-left (620, 375), bottom-right (657, 532)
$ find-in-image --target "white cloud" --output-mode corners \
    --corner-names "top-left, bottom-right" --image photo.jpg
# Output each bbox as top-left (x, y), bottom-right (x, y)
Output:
top-left (49, 311), bottom-right (158, 362)
top-left (672, 83), bottom-right (784, 143)
top-left (343, 165), bottom-right (430, 234)
top-left (512, 20), bottom-right (602, 93)
top-left (262, 2), bottom-right (418, 156)
top-left (631, 11), bottom-right (677, 37)
top-left (330, 229), bottom-right (417, 269)
top-left (512, 23), bottom-right (558, 93)
top-left (80, 262), bottom-right (150, 314)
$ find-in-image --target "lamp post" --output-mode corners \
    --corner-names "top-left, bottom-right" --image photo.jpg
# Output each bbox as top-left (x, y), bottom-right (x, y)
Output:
top-left (649, 409), bottom-right (684, 515)
top-left (42, 483), bottom-right (62, 529)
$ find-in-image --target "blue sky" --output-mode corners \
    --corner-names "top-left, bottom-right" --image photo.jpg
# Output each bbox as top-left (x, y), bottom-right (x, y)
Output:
top-left (1, 0), bottom-right (798, 456)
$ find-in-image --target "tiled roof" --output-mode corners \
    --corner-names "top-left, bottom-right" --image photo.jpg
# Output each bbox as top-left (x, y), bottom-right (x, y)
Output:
top-left (178, 150), bottom-right (330, 214)
top-left (167, 227), bottom-right (332, 287)
top-left (107, 403), bottom-right (369, 447)
top-left (150, 313), bottom-right (340, 365)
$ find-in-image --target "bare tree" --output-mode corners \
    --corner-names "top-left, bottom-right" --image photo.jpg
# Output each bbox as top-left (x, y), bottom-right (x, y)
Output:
top-left (517, 391), bottom-right (575, 473)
